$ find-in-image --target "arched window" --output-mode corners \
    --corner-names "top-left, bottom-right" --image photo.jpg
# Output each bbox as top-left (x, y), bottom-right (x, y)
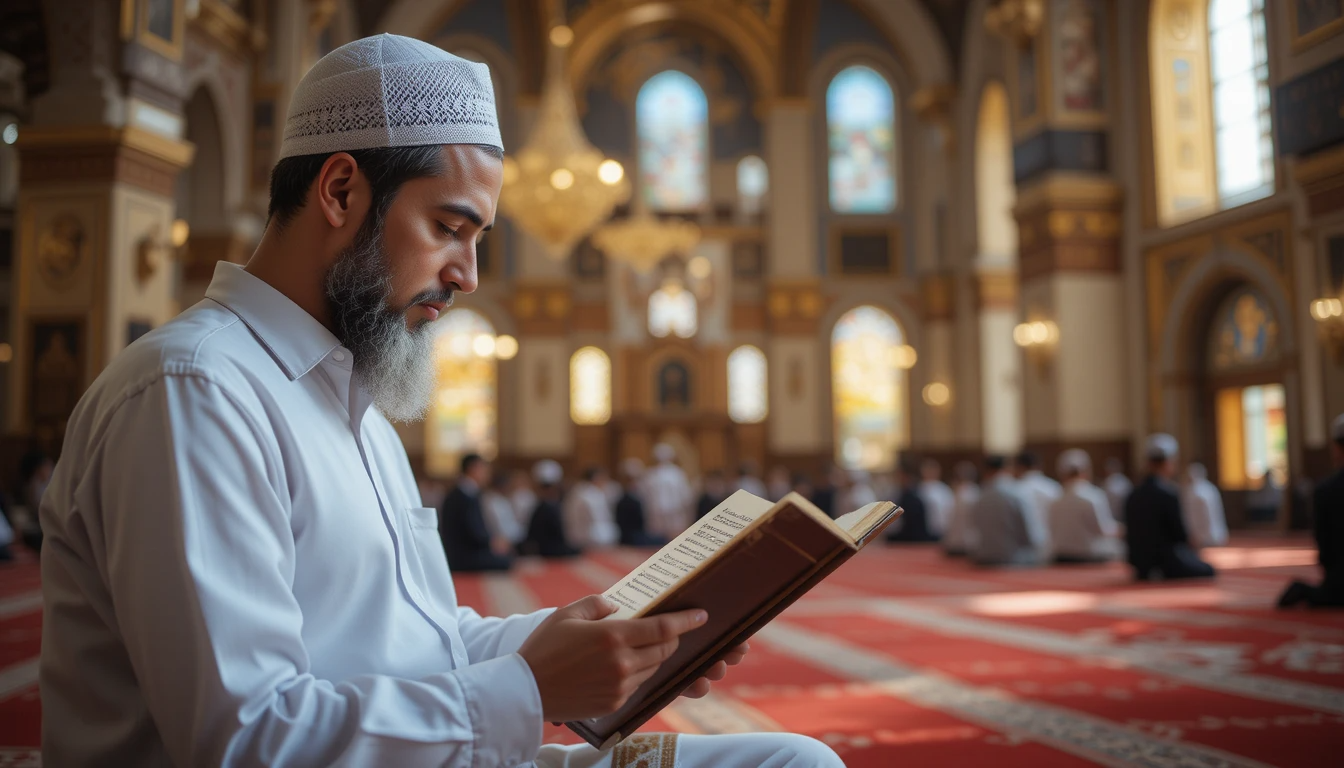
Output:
top-left (975, 82), bottom-right (1016, 263)
top-left (570, 346), bottom-right (612, 425)
top-left (736, 155), bottom-right (769, 216)
top-left (1207, 287), bottom-right (1286, 491)
top-left (831, 306), bottom-right (907, 470)
top-left (1150, 0), bottom-right (1273, 225)
top-left (428, 309), bottom-right (497, 477)
top-left (648, 283), bottom-right (697, 338)
top-left (826, 65), bottom-right (897, 214)
top-left (728, 345), bottom-right (768, 424)
top-left (637, 70), bottom-right (709, 211)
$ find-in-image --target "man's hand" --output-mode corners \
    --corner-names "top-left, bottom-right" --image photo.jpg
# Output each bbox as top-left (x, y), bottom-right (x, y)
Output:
top-left (517, 595), bottom-right (708, 722)
top-left (680, 641), bottom-right (749, 699)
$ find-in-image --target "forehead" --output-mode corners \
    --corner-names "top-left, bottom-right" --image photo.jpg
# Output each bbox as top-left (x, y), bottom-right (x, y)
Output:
top-left (395, 144), bottom-right (503, 214)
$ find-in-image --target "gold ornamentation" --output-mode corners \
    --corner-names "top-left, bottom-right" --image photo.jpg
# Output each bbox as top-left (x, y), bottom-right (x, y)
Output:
top-left (37, 213), bottom-right (86, 290)
top-left (985, 0), bottom-right (1045, 47)
top-left (592, 211), bottom-right (701, 273)
top-left (611, 732), bottom-right (678, 768)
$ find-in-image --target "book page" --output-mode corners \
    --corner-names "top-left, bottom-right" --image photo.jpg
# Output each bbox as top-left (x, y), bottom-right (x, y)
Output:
top-left (602, 490), bottom-right (776, 620)
top-left (833, 502), bottom-right (896, 541)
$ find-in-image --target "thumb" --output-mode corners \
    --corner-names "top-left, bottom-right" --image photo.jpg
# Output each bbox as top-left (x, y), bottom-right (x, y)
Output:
top-left (560, 594), bottom-right (620, 621)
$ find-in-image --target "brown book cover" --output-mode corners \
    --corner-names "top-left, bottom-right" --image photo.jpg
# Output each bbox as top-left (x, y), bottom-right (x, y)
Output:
top-left (564, 491), bottom-right (902, 748)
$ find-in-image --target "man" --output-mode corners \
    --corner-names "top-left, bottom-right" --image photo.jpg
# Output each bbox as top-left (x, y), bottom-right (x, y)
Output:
top-left (641, 443), bottom-right (693, 538)
top-left (941, 461), bottom-right (981, 557)
top-left (482, 470), bottom-right (526, 549)
top-left (969, 455), bottom-right (1047, 566)
top-left (1279, 413), bottom-right (1344, 608)
top-left (810, 464), bottom-right (845, 518)
top-left (735, 460), bottom-right (768, 498)
top-left (696, 470), bottom-right (730, 521)
top-left (38, 36), bottom-right (837, 767)
top-left (1181, 462), bottom-right (1228, 549)
top-left (1102, 457), bottom-right (1132, 523)
top-left (506, 468), bottom-right (538, 531)
top-left (523, 459), bottom-right (582, 559)
top-left (441, 453), bottom-right (513, 572)
top-left (1125, 434), bottom-right (1216, 581)
top-left (615, 458), bottom-right (666, 548)
top-left (1014, 450), bottom-right (1062, 552)
top-left (886, 461), bottom-right (937, 543)
top-left (917, 459), bottom-right (955, 539)
top-left (766, 465), bottom-right (792, 502)
top-left (563, 466), bottom-right (620, 549)
top-left (1048, 449), bottom-right (1122, 563)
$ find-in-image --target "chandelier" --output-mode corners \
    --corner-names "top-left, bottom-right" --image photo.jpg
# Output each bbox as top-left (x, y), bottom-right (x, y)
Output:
top-left (497, 23), bottom-right (630, 260)
top-left (591, 209), bottom-right (701, 273)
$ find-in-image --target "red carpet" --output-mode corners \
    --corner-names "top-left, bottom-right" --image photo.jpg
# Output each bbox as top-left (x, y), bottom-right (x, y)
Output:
top-left (3, 538), bottom-right (1342, 766)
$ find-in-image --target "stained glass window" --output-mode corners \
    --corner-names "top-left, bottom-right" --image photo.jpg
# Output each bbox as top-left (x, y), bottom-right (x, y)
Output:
top-left (831, 306), bottom-right (905, 470)
top-left (826, 66), bottom-right (897, 214)
top-left (648, 283), bottom-right (697, 338)
top-left (1209, 287), bottom-right (1278, 370)
top-left (427, 309), bottom-right (497, 478)
top-left (1209, 0), bottom-right (1273, 204)
top-left (737, 155), bottom-right (768, 215)
top-left (637, 70), bottom-right (708, 211)
top-left (570, 347), bottom-right (612, 425)
top-left (1215, 383), bottom-right (1287, 491)
top-left (728, 345), bottom-right (768, 423)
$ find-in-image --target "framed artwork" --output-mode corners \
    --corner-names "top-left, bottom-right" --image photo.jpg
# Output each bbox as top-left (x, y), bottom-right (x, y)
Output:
top-left (28, 318), bottom-right (85, 450)
top-left (1292, 0), bottom-right (1344, 51)
top-left (1018, 41), bottom-right (1040, 121)
top-left (731, 240), bottom-right (764, 278)
top-left (656, 359), bottom-right (693, 411)
top-left (1053, 0), bottom-right (1106, 114)
top-left (124, 0), bottom-right (185, 61)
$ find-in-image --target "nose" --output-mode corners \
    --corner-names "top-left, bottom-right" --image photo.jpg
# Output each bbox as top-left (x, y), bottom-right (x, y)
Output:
top-left (442, 242), bottom-right (479, 295)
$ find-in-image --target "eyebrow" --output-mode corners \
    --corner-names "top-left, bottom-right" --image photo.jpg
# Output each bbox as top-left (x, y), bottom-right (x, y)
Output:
top-left (437, 203), bottom-right (493, 232)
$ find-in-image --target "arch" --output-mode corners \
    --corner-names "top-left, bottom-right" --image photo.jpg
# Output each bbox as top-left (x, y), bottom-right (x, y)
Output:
top-left (177, 87), bottom-right (228, 239)
top-left (427, 308), bottom-right (499, 478)
top-left (178, 70), bottom-right (245, 225)
top-left (974, 81), bottom-right (1016, 263)
top-left (825, 64), bottom-right (898, 214)
top-left (570, 346), bottom-right (612, 425)
top-left (728, 345), bottom-right (768, 424)
top-left (840, 0), bottom-right (952, 90)
top-left (830, 305), bottom-right (909, 471)
top-left (636, 70), bottom-right (709, 211)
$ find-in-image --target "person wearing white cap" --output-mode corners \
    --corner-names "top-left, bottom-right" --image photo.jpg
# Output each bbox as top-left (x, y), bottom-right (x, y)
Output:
top-left (1180, 462), bottom-right (1229, 549)
top-left (1124, 434), bottom-right (1216, 580)
top-left (917, 458), bottom-right (956, 539)
top-left (941, 461), bottom-right (982, 557)
top-left (562, 466), bottom-right (620, 549)
top-left (1047, 449), bottom-right (1122, 563)
top-left (640, 442), bottom-right (694, 538)
top-left (35, 35), bottom-right (830, 768)
top-left (1279, 413), bottom-right (1344, 608)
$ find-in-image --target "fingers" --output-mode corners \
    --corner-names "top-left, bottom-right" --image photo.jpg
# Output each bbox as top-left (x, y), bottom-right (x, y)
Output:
top-left (561, 594), bottom-right (619, 621)
top-left (624, 638), bottom-right (680, 675)
top-left (682, 678), bottom-right (712, 699)
top-left (702, 661), bottom-right (728, 681)
top-left (721, 642), bottom-right (750, 666)
top-left (621, 609), bottom-right (708, 647)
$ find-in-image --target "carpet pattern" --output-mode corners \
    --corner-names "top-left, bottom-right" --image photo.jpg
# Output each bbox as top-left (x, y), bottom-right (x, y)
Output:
top-left (1, 538), bottom-right (1340, 767)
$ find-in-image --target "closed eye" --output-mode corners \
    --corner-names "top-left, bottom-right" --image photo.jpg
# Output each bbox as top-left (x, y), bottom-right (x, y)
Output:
top-left (437, 222), bottom-right (459, 239)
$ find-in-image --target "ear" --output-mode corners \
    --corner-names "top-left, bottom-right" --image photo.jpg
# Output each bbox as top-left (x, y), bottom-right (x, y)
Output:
top-left (313, 153), bottom-right (370, 231)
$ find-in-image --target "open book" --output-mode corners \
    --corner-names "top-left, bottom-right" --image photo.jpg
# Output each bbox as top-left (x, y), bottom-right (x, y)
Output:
top-left (565, 490), bottom-right (902, 748)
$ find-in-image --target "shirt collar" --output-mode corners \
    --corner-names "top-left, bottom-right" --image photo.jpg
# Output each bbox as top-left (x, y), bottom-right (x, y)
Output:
top-left (205, 262), bottom-right (342, 380)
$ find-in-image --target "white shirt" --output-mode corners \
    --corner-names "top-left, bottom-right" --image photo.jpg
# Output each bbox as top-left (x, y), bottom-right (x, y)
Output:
top-left (39, 264), bottom-right (552, 767)
top-left (641, 462), bottom-right (692, 537)
top-left (562, 481), bottom-right (620, 548)
top-left (969, 477), bottom-right (1047, 565)
top-left (941, 483), bottom-right (981, 553)
top-left (1103, 472), bottom-right (1133, 523)
top-left (1048, 480), bottom-right (1121, 560)
top-left (736, 476), bottom-right (768, 499)
top-left (509, 487), bottom-right (538, 529)
top-left (1181, 478), bottom-right (1229, 548)
top-left (1017, 471), bottom-right (1062, 547)
top-left (918, 480), bottom-right (955, 537)
top-left (483, 489), bottom-right (526, 544)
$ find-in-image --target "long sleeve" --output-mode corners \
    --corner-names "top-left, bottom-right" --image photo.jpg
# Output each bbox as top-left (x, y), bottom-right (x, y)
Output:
top-left (457, 607), bottom-right (555, 663)
top-left (85, 373), bottom-right (542, 767)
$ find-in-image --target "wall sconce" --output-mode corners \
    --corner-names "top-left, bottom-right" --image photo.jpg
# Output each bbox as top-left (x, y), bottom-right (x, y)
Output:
top-left (136, 218), bottom-right (190, 283)
top-left (1311, 296), bottom-right (1344, 361)
top-left (1013, 319), bottom-right (1059, 374)
top-left (890, 344), bottom-right (918, 370)
top-left (922, 381), bottom-right (952, 407)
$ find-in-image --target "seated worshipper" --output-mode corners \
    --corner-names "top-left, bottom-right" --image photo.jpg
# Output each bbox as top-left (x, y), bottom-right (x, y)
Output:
top-left (942, 461), bottom-right (981, 557)
top-left (1048, 449), bottom-right (1123, 563)
top-left (810, 464), bottom-right (845, 519)
top-left (791, 472), bottom-right (815, 502)
top-left (1125, 434), bottom-right (1216, 581)
top-left (1279, 413), bottom-right (1344, 608)
top-left (1181, 462), bottom-right (1229, 549)
top-left (1102, 457), bottom-right (1133, 524)
top-left (482, 470), bottom-right (526, 549)
top-left (766, 465), bottom-right (792, 501)
top-left (845, 469), bottom-right (879, 511)
top-left (642, 443), bottom-right (693, 538)
top-left (696, 470), bottom-right (730, 521)
top-left (506, 467), bottom-right (538, 531)
top-left (918, 459), bottom-right (956, 540)
top-left (523, 459), bottom-right (581, 558)
top-left (441, 453), bottom-right (513, 572)
top-left (563, 466), bottom-right (620, 549)
top-left (735, 460), bottom-right (768, 498)
top-left (887, 461), bottom-right (937, 543)
top-left (14, 449), bottom-right (53, 552)
top-left (35, 37), bottom-right (842, 768)
top-left (615, 458), bottom-right (667, 548)
top-left (968, 455), bottom-right (1048, 566)
top-left (1014, 450), bottom-right (1062, 551)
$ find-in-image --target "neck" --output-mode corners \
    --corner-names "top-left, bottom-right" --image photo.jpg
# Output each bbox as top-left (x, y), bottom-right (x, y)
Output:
top-left (245, 220), bottom-right (336, 332)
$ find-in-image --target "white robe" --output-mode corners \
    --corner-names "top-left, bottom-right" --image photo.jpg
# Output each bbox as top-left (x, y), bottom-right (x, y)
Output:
top-left (481, 490), bottom-right (525, 545)
top-left (509, 487), bottom-right (537, 530)
top-left (1181, 479), bottom-right (1229, 548)
top-left (640, 461), bottom-right (693, 538)
top-left (918, 480), bottom-right (956, 537)
top-left (562, 481), bottom-right (620, 549)
top-left (1048, 480), bottom-right (1122, 560)
top-left (942, 484), bottom-right (981, 554)
top-left (970, 478), bottom-right (1048, 566)
top-left (1017, 471), bottom-right (1062, 550)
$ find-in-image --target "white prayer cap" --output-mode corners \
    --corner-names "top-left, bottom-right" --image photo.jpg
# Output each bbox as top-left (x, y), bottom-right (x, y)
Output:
top-left (1333, 413), bottom-right (1344, 442)
top-left (532, 459), bottom-right (563, 485)
top-left (621, 457), bottom-right (645, 479)
top-left (653, 443), bottom-right (676, 463)
top-left (279, 34), bottom-right (502, 160)
top-left (1056, 449), bottom-right (1092, 477)
top-left (1145, 433), bottom-right (1179, 461)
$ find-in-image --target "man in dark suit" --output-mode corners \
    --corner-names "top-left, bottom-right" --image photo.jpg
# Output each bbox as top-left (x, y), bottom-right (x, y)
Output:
top-left (1125, 434), bottom-right (1215, 581)
top-left (887, 460), bottom-right (936, 543)
top-left (440, 453), bottom-right (512, 572)
top-left (1279, 413), bottom-right (1344, 608)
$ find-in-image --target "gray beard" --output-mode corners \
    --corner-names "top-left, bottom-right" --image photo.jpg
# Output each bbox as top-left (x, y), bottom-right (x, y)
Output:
top-left (324, 225), bottom-right (439, 423)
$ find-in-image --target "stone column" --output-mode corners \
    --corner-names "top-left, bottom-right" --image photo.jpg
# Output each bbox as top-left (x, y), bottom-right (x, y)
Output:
top-left (9, 0), bottom-right (193, 452)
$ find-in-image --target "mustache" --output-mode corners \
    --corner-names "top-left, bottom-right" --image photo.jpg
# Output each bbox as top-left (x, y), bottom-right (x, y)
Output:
top-left (405, 289), bottom-right (455, 311)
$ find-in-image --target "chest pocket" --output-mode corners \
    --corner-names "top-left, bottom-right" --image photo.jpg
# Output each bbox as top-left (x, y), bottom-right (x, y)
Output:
top-left (403, 507), bottom-right (460, 621)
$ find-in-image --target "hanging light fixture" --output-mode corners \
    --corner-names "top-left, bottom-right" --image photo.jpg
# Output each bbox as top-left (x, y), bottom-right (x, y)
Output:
top-left (591, 209), bottom-right (701, 273)
top-left (496, 12), bottom-right (630, 260)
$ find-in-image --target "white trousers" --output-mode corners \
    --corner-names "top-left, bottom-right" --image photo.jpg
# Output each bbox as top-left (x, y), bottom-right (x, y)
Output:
top-left (532, 732), bottom-right (844, 767)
